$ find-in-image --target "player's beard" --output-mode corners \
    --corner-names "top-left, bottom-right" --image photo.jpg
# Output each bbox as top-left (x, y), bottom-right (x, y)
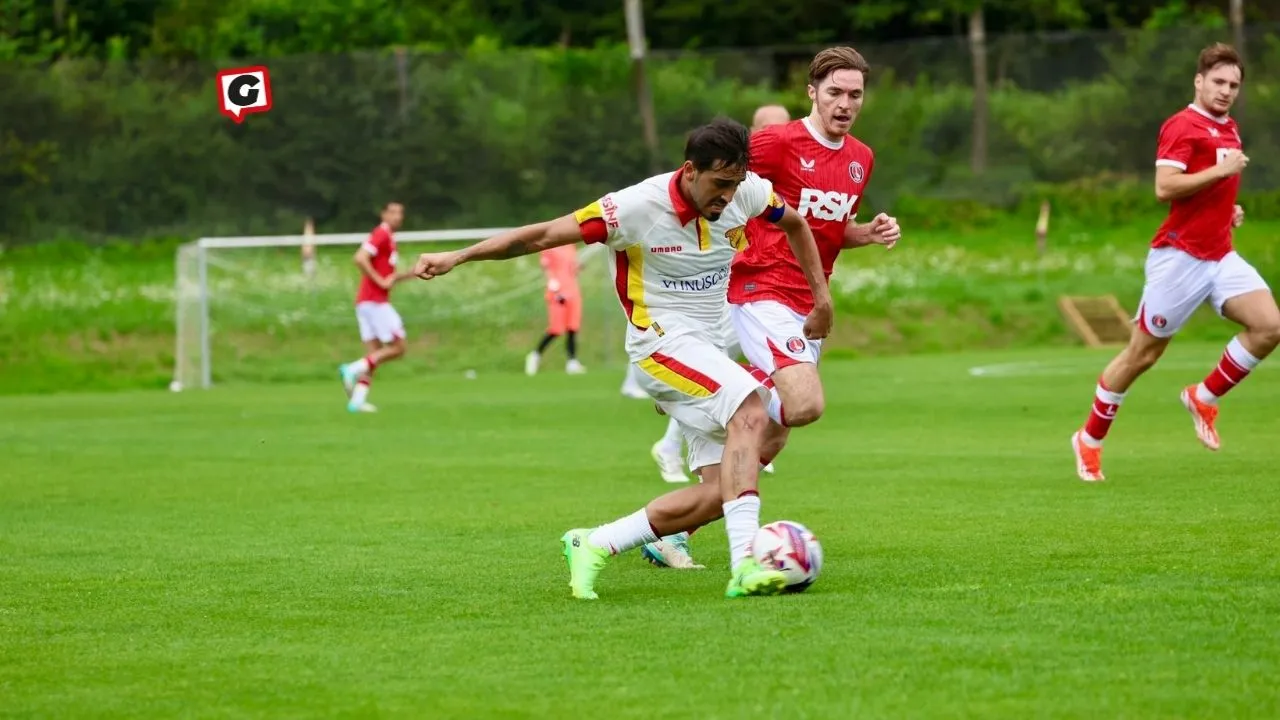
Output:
top-left (701, 198), bottom-right (727, 221)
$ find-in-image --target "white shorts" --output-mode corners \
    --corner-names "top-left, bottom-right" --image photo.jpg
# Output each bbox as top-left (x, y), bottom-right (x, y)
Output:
top-left (355, 302), bottom-right (406, 343)
top-left (1136, 248), bottom-right (1269, 338)
top-left (634, 331), bottom-right (768, 472)
top-left (729, 300), bottom-right (822, 375)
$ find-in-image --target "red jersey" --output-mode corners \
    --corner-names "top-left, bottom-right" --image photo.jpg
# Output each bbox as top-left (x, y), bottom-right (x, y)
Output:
top-left (355, 223), bottom-right (398, 304)
top-left (540, 244), bottom-right (580, 298)
top-left (1152, 104), bottom-right (1242, 261)
top-left (728, 118), bottom-right (875, 314)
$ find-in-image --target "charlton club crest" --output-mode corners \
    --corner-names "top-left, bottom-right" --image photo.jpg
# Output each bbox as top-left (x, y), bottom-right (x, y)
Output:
top-left (786, 336), bottom-right (806, 354)
top-left (848, 161), bottom-right (865, 184)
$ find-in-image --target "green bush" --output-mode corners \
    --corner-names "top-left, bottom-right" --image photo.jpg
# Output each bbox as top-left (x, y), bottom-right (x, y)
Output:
top-left (4, 30), bottom-right (1280, 245)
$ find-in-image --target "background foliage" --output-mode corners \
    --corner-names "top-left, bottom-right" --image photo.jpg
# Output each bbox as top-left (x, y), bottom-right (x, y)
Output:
top-left (3, 24), bottom-right (1280, 245)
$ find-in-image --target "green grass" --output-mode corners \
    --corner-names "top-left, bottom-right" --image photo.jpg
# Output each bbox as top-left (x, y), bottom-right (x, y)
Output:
top-left (3, 345), bottom-right (1279, 717)
top-left (3, 216), bottom-right (1278, 395)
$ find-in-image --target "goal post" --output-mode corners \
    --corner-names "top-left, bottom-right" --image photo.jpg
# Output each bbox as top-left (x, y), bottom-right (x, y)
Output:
top-left (171, 228), bottom-right (621, 390)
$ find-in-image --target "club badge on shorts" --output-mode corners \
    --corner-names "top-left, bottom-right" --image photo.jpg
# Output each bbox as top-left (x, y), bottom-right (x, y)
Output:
top-left (786, 336), bottom-right (807, 354)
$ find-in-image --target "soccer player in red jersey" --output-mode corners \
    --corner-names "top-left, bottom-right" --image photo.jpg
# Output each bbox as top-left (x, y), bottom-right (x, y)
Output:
top-left (640, 50), bottom-right (901, 570)
top-left (339, 202), bottom-right (415, 413)
top-left (726, 46), bottom-right (900, 464)
top-left (1071, 43), bottom-right (1280, 482)
top-left (751, 104), bottom-right (791, 132)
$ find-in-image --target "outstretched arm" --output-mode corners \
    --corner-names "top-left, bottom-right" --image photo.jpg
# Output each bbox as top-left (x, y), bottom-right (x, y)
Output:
top-left (457, 215), bottom-right (582, 263)
top-left (415, 214), bottom-right (582, 279)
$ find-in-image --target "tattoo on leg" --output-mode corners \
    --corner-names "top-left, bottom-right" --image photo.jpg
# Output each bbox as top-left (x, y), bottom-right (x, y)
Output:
top-left (729, 447), bottom-right (752, 495)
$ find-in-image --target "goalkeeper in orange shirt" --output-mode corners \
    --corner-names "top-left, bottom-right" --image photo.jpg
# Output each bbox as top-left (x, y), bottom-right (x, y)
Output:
top-left (525, 243), bottom-right (587, 375)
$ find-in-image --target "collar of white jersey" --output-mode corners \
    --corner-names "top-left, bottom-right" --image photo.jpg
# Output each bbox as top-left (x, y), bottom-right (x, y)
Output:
top-left (667, 168), bottom-right (701, 226)
top-left (802, 116), bottom-right (845, 150)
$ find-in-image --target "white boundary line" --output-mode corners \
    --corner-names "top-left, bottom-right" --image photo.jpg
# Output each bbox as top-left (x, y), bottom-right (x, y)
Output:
top-left (967, 358), bottom-right (1274, 378)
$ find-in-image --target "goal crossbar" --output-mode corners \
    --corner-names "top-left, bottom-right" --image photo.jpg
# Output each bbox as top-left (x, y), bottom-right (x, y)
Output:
top-left (196, 227), bottom-right (515, 250)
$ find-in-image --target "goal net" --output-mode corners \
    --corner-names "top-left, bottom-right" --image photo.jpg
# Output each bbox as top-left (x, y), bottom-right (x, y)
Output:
top-left (172, 228), bottom-right (623, 389)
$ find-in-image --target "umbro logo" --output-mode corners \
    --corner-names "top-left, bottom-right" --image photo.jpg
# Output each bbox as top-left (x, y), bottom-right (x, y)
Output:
top-left (799, 158), bottom-right (815, 172)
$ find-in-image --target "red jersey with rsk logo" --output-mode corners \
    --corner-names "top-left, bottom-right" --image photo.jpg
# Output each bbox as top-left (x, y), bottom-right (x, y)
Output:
top-left (728, 117), bottom-right (875, 314)
top-left (355, 223), bottom-right (398, 304)
top-left (1151, 104), bottom-right (1242, 261)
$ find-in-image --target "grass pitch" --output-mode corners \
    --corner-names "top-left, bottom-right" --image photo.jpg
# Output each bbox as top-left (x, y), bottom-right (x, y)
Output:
top-left (3, 344), bottom-right (1278, 717)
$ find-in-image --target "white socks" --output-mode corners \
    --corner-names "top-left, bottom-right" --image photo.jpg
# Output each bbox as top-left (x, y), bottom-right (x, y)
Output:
top-left (349, 357), bottom-right (371, 376)
top-left (349, 380), bottom-right (370, 407)
top-left (722, 494), bottom-right (761, 570)
top-left (588, 509), bottom-right (659, 555)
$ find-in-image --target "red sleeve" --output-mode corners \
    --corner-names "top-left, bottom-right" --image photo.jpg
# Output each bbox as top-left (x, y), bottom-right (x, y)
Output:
top-left (578, 219), bottom-right (606, 244)
top-left (361, 227), bottom-right (386, 255)
top-left (1156, 116), bottom-right (1194, 171)
top-left (749, 126), bottom-right (783, 179)
top-left (573, 200), bottom-right (610, 244)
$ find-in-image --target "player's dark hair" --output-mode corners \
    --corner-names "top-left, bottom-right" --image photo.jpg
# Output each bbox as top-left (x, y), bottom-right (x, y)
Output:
top-left (684, 117), bottom-right (751, 172)
top-left (1198, 42), bottom-right (1244, 79)
top-left (809, 46), bottom-right (870, 86)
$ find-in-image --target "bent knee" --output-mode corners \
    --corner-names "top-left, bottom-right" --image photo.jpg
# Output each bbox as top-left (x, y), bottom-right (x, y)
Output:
top-left (783, 394), bottom-right (825, 427)
top-left (1125, 332), bottom-right (1167, 369)
top-left (1251, 320), bottom-right (1280, 349)
top-left (1128, 349), bottom-right (1161, 372)
top-left (728, 394), bottom-right (769, 437)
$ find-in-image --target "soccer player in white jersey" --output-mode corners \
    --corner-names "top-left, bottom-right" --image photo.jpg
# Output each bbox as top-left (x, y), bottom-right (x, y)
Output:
top-left (648, 104), bottom-right (791, 487)
top-left (413, 118), bottom-right (833, 599)
top-left (639, 103), bottom-right (792, 569)
top-left (643, 50), bottom-right (902, 571)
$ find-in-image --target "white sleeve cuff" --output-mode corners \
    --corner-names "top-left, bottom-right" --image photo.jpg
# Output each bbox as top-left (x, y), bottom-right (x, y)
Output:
top-left (1155, 159), bottom-right (1188, 170)
top-left (360, 241), bottom-right (378, 255)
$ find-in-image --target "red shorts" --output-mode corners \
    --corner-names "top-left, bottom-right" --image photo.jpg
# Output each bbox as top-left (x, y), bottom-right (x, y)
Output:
top-left (546, 293), bottom-right (582, 335)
